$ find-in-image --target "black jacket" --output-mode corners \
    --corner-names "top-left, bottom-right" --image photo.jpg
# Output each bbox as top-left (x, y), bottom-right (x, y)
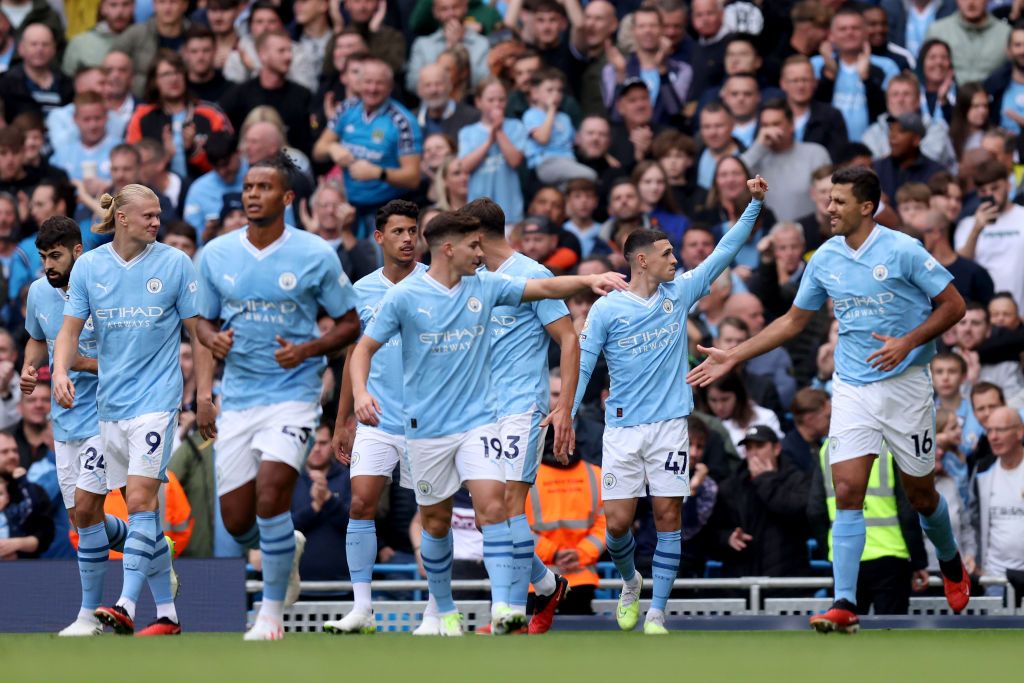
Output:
top-left (290, 462), bottom-right (352, 582)
top-left (0, 63), bottom-right (73, 123)
top-left (814, 63), bottom-right (887, 133)
top-left (803, 101), bottom-right (850, 164)
top-left (1, 473), bottom-right (54, 558)
top-left (704, 457), bottom-right (813, 577)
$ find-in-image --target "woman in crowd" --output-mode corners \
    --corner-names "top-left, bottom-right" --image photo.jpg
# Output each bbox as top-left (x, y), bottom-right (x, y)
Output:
top-left (918, 39), bottom-right (956, 124)
top-left (632, 160), bottom-right (689, 249)
top-left (704, 372), bottom-right (782, 459)
top-left (696, 156), bottom-right (776, 273)
top-left (433, 156), bottom-right (469, 211)
top-left (949, 82), bottom-right (990, 160)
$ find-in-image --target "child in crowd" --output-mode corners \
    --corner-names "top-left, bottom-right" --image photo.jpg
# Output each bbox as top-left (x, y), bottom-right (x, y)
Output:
top-left (928, 409), bottom-right (976, 576)
top-left (562, 178), bottom-right (610, 258)
top-left (522, 68), bottom-right (598, 185)
top-left (653, 130), bottom-right (705, 217)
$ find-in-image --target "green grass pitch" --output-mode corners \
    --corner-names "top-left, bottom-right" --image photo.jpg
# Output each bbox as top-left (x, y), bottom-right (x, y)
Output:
top-left (2, 631), bottom-right (1020, 683)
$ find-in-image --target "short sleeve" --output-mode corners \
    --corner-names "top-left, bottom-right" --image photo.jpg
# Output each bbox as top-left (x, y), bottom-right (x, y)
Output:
top-left (65, 256), bottom-right (91, 320)
top-left (175, 253), bottom-right (201, 320)
top-left (317, 250), bottom-right (358, 317)
top-left (458, 125), bottom-right (484, 158)
top-left (506, 120), bottom-right (528, 151)
top-left (522, 108), bottom-right (545, 131)
top-left (197, 250), bottom-right (221, 320)
top-left (481, 271), bottom-right (527, 307)
top-left (364, 287), bottom-right (402, 344)
top-left (529, 268), bottom-right (569, 325)
top-left (906, 241), bottom-right (954, 299)
top-left (578, 302), bottom-right (608, 357)
top-left (793, 256), bottom-right (827, 312)
top-left (24, 287), bottom-right (44, 340)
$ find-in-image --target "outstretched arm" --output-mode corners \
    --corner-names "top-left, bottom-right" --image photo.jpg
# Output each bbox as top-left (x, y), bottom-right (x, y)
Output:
top-left (692, 176), bottom-right (767, 286)
top-left (522, 272), bottom-right (626, 302)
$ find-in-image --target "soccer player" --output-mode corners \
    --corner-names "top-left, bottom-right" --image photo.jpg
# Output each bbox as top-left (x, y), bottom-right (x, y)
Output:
top-left (196, 153), bottom-right (361, 641)
top-left (348, 211), bottom-right (625, 636)
top-left (53, 185), bottom-right (216, 636)
top-left (573, 177), bottom-right (768, 635)
top-left (322, 199), bottom-right (427, 635)
top-left (21, 216), bottom-right (129, 636)
top-left (689, 167), bottom-right (970, 634)
top-left (467, 198), bottom-right (577, 634)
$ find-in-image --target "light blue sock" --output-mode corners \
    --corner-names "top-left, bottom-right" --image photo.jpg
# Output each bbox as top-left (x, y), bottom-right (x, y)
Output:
top-left (257, 512), bottom-right (295, 602)
top-left (919, 495), bottom-right (959, 562)
top-left (606, 530), bottom-right (637, 582)
top-left (482, 522), bottom-right (515, 606)
top-left (120, 511), bottom-right (157, 604)
top-left (651, 530), bottom-right (681, 611)
top-left (77, 521), bottom-right (109, 611)
top-left (420, 530), bottom-right (455, 613)
top-left (146, 515), bottom-right (174, 606)
top-left (507, 514), bottom-right (534, 608)
top-left (531, 554), bottom-right (549, 584)
top-left (231, 522), bottom-right (260, 550)
top-left (832, 509), bottom-right (866, 605)
top-left (346, 519), bottom-right (377, 584)
top-left (104, 515), bottom-right (128, 553)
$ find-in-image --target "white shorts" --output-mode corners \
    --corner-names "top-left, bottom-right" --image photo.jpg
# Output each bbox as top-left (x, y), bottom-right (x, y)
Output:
top-left (829, 367), bottom-right (936, 477)
top-left (101, 412), bottom-right (178, 491)
top-left (350, 425), bottom-right (412, 488)
top-left (216, 401), bottom-right (321, 496)
top-left (601, 417), bottom-right (690, 500)
top-left (498, 408), bottom-right (547, 485)
top-left (55, 435), bottom-right (107, 508)
top-left (407, 423), bottom-right (505, 505)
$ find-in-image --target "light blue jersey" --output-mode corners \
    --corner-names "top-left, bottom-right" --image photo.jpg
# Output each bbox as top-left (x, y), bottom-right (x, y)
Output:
top-left (198, 227), bottom-right (358, 411)
top-left (459, 120), bottom-right (529, 224)
top-left (25, 278), bottom-right (99, 441)
top-left (574, 199), bottom-right (763, 428)
top-left (354, 262), bottom-right (428, 435)
top-left (366, 270), bottom-right (527, 439)
top-left (64, 242), bottom-right (200, 421)
top-left (486, 253), bottom-right (569, 418)
top-left (810, 57), bottom-right (897, 141)
top-left (50, 139), bottom-right (119, 181)
top-left (522, 107), bottom-right (576, 168)
top-left (793, 226), bottom-right (953, 386)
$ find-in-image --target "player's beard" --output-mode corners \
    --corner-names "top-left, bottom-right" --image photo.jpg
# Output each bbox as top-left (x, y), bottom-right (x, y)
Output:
top-left (46, 261), bottom-right (73, 289)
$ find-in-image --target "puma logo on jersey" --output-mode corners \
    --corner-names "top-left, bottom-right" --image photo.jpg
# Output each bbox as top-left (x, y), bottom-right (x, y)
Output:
top-left (828, 273), bottom-right (842, 284)
top-left (417, 307), bottom-right (432, 319)
top-left (95, 283), bottom-right (110, 293)
top-left (223, 273), bottom-right (237, 285)
top-left (37, 312), bottom-right (48, 323)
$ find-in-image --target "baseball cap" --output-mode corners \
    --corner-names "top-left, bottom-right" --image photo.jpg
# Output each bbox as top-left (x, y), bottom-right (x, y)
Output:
top-left (521, 215), bottom-right (557, 236)
top-left (886, 112), bottom-right (926, 137)
top-left (738, 425), bottom-right (780, 447)
top-left (220, 193), bottom-right (244, 222)
top-left (618, 77), bottom-right (650, 100)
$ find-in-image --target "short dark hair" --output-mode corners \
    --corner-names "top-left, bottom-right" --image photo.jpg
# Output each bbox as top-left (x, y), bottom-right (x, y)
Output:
top-left (687, 415), bottom-right (709, 441)
top-left (529, 67), bottom-right (564, 89)
top-left (423, 211), bottom-right (482, 247)
top-left (248, 0), bottom-right (283, 29)
top-left (459, 198), bottom-right (505, 237)
top-left (376, 199), bottom-right (420, 232)
top-left (0, 126), bottom-right (25, 151)
top-left (970, 381), bottom-right (1005, 404)
top-left (760, 97), bottom-right (792, 121)
top-left (965, 300), bottom-right (989, 324)
top-left (184, 23), bottom-right (216, 44)
top-left (831, 166), bottom-right (881, 213)
top-left (110, 142), bottom-right (140, 164)
top-left (973, 158), bottom-right (1009, 187)
top-left (163, 220), bottom-right (197, 244)
top-left (991, 291), bottom-right (1018, 307)
top-left (931, 351), bottom-right (967, 375)
top-left (718, 316), bottom-right (750, 337)
top-left (623, 228), bottom-right (670, 261)
top-left (250, 150), bottom-right (297, 191)
top-left (35, 179), bottom-right (74, 212)
top-left (35, 216), bottom-right (82, 252)
top-left (205, 131), bottom-right (237, 166)
top-left (834, 142), bottom-right (873, 167)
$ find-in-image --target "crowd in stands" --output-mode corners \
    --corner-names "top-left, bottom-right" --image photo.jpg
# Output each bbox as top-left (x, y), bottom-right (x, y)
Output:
top-left (0, 0), bottom-right (1023, 615)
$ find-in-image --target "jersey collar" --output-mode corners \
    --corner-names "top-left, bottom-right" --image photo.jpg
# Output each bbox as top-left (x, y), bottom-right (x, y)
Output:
top-left (495, 253), bottom-right (517, 273)
top-left (423, 271), bottom-right (463, 297)
top-left (622, 288), bottom-right (661, 308)
top-left (108, 242), bottom-right (154, 270)
top-left (241, 227), bottom-right (291, 260)
top-left (840, 224), bottom-right (881, 261)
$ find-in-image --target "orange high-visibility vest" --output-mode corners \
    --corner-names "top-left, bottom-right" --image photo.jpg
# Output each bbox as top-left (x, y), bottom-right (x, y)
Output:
top-left (525, 461), bottom-right (606, 588)
top-left (69, 471), bottom-right (193, 558)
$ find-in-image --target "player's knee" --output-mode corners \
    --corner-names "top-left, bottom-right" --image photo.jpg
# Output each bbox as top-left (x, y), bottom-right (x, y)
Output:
top-left (475, 498), bottom-right (506, 526)
top-left (905, 485), bottom-right (939, 514)
top-left (73, 494), bottom-right (105, 527)
top-left (605, 516), bottom-right (631, 539)
top-left (832, 480), bottom-right (867, 509)
top-left (348, 493), bottom-right (376, 520)
top-left (421, 515), bottom-right (451, 538)
top-left (124, 489), bottom-right (157, 515)
top-left (653, 506), bottom-right (682, 532)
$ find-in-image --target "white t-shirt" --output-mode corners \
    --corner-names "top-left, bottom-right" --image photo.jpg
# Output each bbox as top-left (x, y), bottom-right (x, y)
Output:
top-left (723, 403), bottom-right (783, 459)
top-left (954, 204), bottom-right (1024, 308)
top-left (984, 459), bottom-right (1024, 578)
top-left (451, 504), bottom-right (483, 561)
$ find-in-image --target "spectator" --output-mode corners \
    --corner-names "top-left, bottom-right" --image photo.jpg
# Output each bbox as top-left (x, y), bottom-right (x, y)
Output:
top-left (746, 221), bottom-right (809, 320)
top-left (687, 0), bottom-right (729, 99)
top-left (341, 0), bottom-right (405, 75)
top-left (720, 73), bottom-right (761, 149)
top-left (703, 373), bottom-right (783, 458)
top-left (184, 24), bottom-right (231, 103)
top-left (456, 78), bottom-right (527, 226)
top-left (932, 351), bottom-right (987, 465)
top-left (49, 92), bottom-right (119, 185)
top-left (291, 422), bottom-right (352, 583)
top-left (313, 57), bottom-right (421, 234)
top-left (1, 0), bottom-right (63, 51)
top-left (411, 0), bottom-right (502, 36)
top-left (984, 25), bottom-right (1024, 134)
top-left (695, 102), bottom-right (739, 190)
top-left (167, 427), bottom-right (216, 558)
top-left (161, 220), bottom-right (197, 260)
top-left (415, 63), bottom-right (480, 139)
top-left (918, 39), bottom-right (957, 125)
top-left (969, 406), bottom-right (1024, 592)
top-left (601, 5), bottom-right (692, 127)
top-left (881, 0), bottom-right (957, 58)
top-left (652, 130), bottom-right (704, 218)
top-left (524, 68), bottom-right (597, 186)
top-left (907, 209), bottom-right (994, 306)
top-left (0, 23), bottom-right (72, 123)
top-left (711, 316), bottom-right (787, 421)
top-left (0, 127), bottom-right (41, 203)
top-left (100, 50), bottom-right (136, 127)
top-left (632, 160), bottom-right (687, 248)
top-left (695, 156), bottom-right (778, 269)
top-left (406, 0), bottom-right (489, 92)
top-left (292, 0), bottom-right (333, 77)
top-left (0, 431), bottom-right (53, 559)
top-left (679, 416), bottom-right (718, 577)
top-left (763, 1), bottom-right (831, 85)
top-left (432, 156), bottom-right (468, 211)
top-left (126, 50), bottom-right (232, 179)
top-left (741, 98), bottom-right (831, 222)
top-left (136, 137), bottom-right (186, 215)
top-left (864, 4), bottom-right (916, 71)
top-left (780, 55), bottom-right (849, 164)
top-left (573, 115), bottom-right (622, 194)
top-left (954, 302), bottom-right (1024, 408)
top-left (872, 112), bottom-right (945, 200)
top-left (812, 6), bottom-right (895, 142)
top-left (61, 0), bottom-right (134, 75)
top-left (220, 29), bottom-right (314, 156)
top-left (518, 0), bottom-right (584, 79)
top-left (608, 78), bottom-right (665, 170)
top-left (928, 408), bottom-right (976, 575)
top-left (955, 158), bottom-right (1024, 307)
top-left (862, 73), bottom-right (957, 169)
top-left (205, 0), bottom-right (242, 70)
top-left (780, 388), bottom-right (831, 472)
top-left (44, 66), bottom-right (124, 150)
top-left (239, 116), bottom-right (313, 206)
top-left (0, 328), bottom-right (21, 429)
top-left (182, 131), bottom-right (243, 240)
top-left (928, 170), bottom-right (965, 225)
top-left (571, 0), bottom-right (617, 117)
top-left (222, 0), bottom-right (318, 92)
top-left (704, 424), bottom-right (813, 579)
top-left (926, 0), bottom-right (1010, 84)
top-left (561, 178), bottom-right (608, 259)
top-left (948, 82), bottom-right (990, 160)
top-left (989, 291), bottom-right (1021, 330)
top-left (111, 0), bottom-right (190, 97)
top-left (518, 215), bottom-right (577, 274)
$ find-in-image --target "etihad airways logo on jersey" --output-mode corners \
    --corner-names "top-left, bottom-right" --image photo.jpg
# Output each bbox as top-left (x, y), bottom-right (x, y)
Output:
top-left (617, 322), bottom-right (681, 354)
top-left (833, 292), bottom-right (895, 319)
top-left (94, 306), bottom-right (164, 329)
top-left (489, 313), bottom-right (518, 337)
top-left (419, 325), bottom-right (485, 353)
top-left (224, 299), bottom-right (299, 324)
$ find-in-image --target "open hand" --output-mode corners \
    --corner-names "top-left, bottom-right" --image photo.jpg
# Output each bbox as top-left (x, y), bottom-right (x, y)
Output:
top-left (865, 332), bottom-right (913, 372)
top-left (729, 527), bottom-right (752, 552)
top-left (686, 345), bottom-right (737, 387)
top-left (354, 391), bottom-right (382, 427)
top-left (588, 272), bottom-right (628, 295)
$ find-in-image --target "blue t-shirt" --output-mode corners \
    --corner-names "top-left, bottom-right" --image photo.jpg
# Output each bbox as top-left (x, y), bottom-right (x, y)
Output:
top-left (64, 242), bottom-right (200, 421)
top-left (574, 199), bottom-right (763, 427)
top-left (640, 67), bottom-right (661, 105)
top-left (353, 263), bottom-right (428, 435)
top-left (334, 98), bottom-right (423, 208)
top-left (182, 161), bottom-right (248, 243)
top-left (793, 226), bottom-right (954, 386)
top-left (810, 56), bottom-right (897, 141)
top-left (1000, 81), bottom-right (1024, 134)
top-left (198, 227), bottom-right (357, 411)
top-left (50, 139), bottom-right (119, 181)
top-left (365, 270), bottom-right (527, 439)
top-left (485, 253), bottom-right (569, 418)
top-left (459, 120), bottom-right (528, 224)
top-left (25, 278), bottom-right (99, 441)
top-left (522, 106), bottom-right (576, 167)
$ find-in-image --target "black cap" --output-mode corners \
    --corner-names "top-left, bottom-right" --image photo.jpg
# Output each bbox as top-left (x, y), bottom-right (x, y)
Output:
top-left (220, 192), bottom-right (244, 222)
top-left (618, 77), bottom-right (649, 100)
top-left (738, 425), bottom-right (779, 446)
top-left (521, 215), bottom-right (557, 235)
top-left (205, 131), bottom-right (238, 166)
top-left (886, 112), bottom-right (926, 138)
